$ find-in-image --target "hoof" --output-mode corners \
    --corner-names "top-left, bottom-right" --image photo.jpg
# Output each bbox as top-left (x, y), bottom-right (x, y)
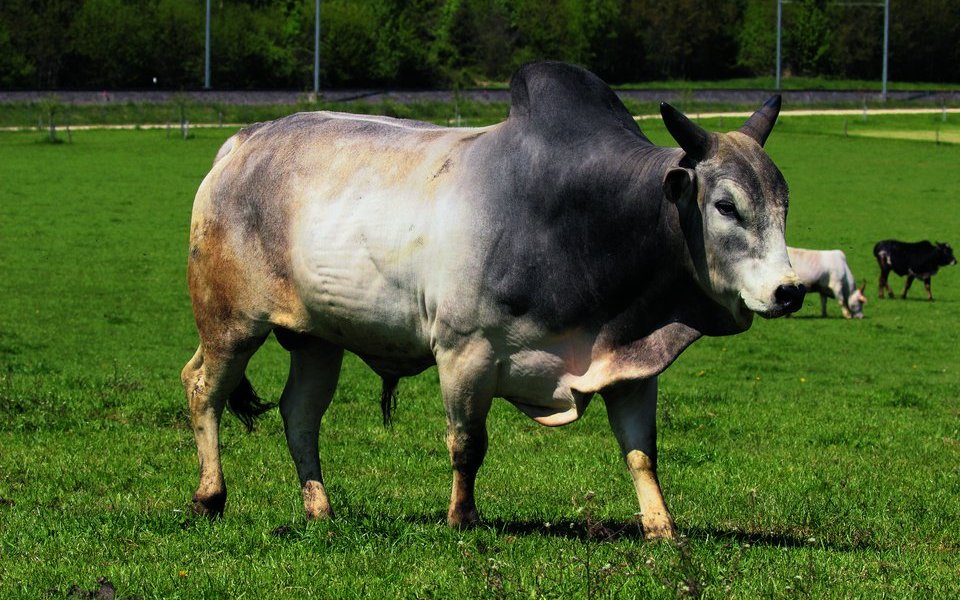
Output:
top-left (642, 523), bottom-right (677, 540)
top-left (447, 506), bottom-right (480, 529)
top-left (640, 514), bottom-right (677, 540)
top-left (305, 507), bottom-right (335, 521)
top-left (192, 491), bottom-right (226, 517)
top-left (303, 481), bottom-right (334, 520)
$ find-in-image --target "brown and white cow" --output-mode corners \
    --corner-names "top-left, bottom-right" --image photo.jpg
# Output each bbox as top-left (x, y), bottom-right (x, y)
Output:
top-left (787, 247), bottom-right (867, 318)
top-left (181, 62), bottom-right (803, 539)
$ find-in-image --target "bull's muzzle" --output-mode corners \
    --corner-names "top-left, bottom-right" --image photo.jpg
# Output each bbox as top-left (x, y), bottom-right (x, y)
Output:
top-left (774, 283), bottom-right (805, 315)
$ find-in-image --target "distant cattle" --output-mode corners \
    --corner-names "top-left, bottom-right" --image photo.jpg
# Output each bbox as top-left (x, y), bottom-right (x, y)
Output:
top-left (787, 247), bottom-right (867, 319)
top-left (182, 61), bottom-right (803, 540)
top-left (874, 240), bottom-right (956, 300)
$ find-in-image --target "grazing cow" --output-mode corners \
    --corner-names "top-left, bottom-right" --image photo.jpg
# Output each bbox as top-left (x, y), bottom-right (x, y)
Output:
top-left (874, 240), bottom-right (956, 300)
top-left (181, 62), bottom-right (804, 540)
top-left (787, 247), bottom-right (867, 319)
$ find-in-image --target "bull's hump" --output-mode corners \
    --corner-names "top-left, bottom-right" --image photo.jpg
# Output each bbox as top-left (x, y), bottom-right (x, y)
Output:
top-left (508, 61), bottom-right (648, 143)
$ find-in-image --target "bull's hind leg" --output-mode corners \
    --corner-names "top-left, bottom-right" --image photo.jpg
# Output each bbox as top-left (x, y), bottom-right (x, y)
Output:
top-left (878, 266), bottom-right (890, 299)
top-left (276, 331), bottom-right (344, 520)
top-left (181, 336), bottom-right (267, 516)
top-left (923, 277), bottom-right (934, 301)
top-left (437, 340), bottom-right (495, 527)
top-left (602, 376), bottom-right (676, 540)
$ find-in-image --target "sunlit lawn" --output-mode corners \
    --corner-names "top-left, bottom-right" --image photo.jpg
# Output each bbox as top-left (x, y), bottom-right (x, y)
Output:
top-left (1, 114), bottom-right (958, 597)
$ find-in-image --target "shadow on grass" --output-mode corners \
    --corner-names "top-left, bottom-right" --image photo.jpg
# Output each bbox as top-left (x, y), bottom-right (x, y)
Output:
top-left (396, 514), bottom-right (880, 552)
top-left (481, 516), bottom-right (646, 542)
top-left (261, 507), bottom-right (878, 552)
top-left (682, 525), bottom-right (877, 551)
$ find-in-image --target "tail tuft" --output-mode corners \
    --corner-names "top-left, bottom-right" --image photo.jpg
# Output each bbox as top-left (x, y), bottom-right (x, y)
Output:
top-left (226, 376), bottom-right (274, 432)
top-left (380, 376), bottom-right (400, 427)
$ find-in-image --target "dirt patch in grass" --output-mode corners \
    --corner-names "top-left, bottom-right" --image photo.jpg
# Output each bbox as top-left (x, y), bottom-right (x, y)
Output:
top-left (850, 129), bottom-right (960, 144)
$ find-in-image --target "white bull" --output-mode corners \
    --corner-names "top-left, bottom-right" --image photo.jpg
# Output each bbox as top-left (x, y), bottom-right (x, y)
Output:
top-left (788, 247), bottom-right (867, 318)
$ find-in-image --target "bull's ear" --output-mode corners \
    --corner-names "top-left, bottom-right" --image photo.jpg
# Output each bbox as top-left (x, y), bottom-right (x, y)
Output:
top-left (738, 95), bottom-right (781, 147)
top-left (859, 279), bottom-right (867, 293)
top-left (660, 102), bottom-right (712, 162)
top-left (662, 167), bottom-right (696, 204)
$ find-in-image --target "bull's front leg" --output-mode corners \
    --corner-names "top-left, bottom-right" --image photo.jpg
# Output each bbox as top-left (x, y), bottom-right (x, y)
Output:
top-left (839, 299), bottom-right (852, 319)
top-left (901, 275), bottom-right (915, 299)
top-left (436, 339), bottom-right (495, 528)
top-left (602, 376), bottom-right (676, 540)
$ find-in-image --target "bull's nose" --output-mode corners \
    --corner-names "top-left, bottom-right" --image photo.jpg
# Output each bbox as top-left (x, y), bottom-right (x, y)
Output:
top-left (774, 283), bottom-right (805, 314)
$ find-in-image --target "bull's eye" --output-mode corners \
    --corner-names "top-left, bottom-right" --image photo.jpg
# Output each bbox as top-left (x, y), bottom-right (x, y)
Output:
top-left (715, 200), bottom-right (739, 218)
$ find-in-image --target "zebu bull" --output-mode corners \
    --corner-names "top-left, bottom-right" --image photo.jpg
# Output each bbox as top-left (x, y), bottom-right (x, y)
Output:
top-left (181, 62), bottom-right (803, 539)
top-left (787, 247), bottom-right (867, 318)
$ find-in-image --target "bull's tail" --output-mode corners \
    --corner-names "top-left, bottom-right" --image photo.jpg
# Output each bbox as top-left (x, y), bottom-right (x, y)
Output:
top-left (380, 376), bottom-right (400, 427)
top-left (877, 249), bottom-right (892, 268)
top-left (226, 375), bottom-right (275, 432)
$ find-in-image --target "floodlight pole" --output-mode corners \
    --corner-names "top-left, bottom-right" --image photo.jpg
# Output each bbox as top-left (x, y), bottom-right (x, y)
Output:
top-left (881, 0), bottom-right (889, 101)
top-left (204, 0), bottom-right (211, 89)
top-left (776, 0), bottom-right (782, 90)
top-left (313, 0), bottom-right (321, 96)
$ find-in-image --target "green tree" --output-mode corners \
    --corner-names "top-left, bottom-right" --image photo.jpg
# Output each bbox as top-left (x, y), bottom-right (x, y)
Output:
top-left (68, 0), bottom-right (149, 87)
top-left (637, 0), bottom-right (743, 80)
top-left (784, 0), bottom-right (832, 76)
top-left (738, 0), bottom-right (776, 76)
top-left (213, 1), bottom-right (301, 89)
top-left (1, 0), bottom-right (82, 88)
top-left (890, 0), bottom-right (960, 83)
top-left (148, 0), bottom-right (204, 89)
top-left (0, 17), bottom-right (33, 87)
top-left (318, 0), bottom-right (383, 86)
top-left (510, 0), bottom-right (591, 70)
top-left (376, 0), bottom-right (445, 86)
top-left (441, 0), bottom-right (515, 83)
top-left (827, 4), bottom-right (882, 79)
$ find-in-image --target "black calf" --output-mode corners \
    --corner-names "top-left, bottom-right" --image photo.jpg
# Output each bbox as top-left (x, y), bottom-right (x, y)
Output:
top-left (873, 240), bottom-right (956, 300)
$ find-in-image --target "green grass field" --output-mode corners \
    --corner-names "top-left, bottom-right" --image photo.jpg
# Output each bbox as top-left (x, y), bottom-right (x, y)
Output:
top-left (1, 113), bottom-right (958, 598)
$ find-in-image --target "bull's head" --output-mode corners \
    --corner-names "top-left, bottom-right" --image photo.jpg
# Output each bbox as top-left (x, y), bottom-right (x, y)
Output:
top-left (660, 97), bottom-right (804, 326)
top-left (847, 280), bottom-right (867, 319)
top-left (936, 242), bottom-right (957, 266)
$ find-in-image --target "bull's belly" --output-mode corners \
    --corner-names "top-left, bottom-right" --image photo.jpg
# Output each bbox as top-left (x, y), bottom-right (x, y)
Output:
top-left (295, 279), bottom-right (434, 371)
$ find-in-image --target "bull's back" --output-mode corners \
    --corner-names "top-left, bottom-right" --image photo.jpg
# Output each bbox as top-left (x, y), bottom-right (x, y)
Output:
top-left (190, 111), bottom-right (494, 356)
top-left (788, 248), bottom-right (837, 290)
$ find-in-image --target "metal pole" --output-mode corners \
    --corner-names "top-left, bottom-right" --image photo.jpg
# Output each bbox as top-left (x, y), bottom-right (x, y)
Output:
top-left (314, 0), bottom-right (320, 95)
top-left (776, 0), bottom-right (782, 90)
top-left (204, 0), bottom-right (211, 89)
top-left (881, 0), bottom-right (889, 101)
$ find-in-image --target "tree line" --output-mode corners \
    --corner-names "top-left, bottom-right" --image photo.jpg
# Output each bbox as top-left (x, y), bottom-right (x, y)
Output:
top-left (1, 0), bottom-right (957, 90)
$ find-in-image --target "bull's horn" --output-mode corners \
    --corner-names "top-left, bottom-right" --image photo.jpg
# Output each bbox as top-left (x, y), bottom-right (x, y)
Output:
top-left (738, 95), bottom-right (782, 147)
top-left (660, 102), bottom-right (712, 162)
